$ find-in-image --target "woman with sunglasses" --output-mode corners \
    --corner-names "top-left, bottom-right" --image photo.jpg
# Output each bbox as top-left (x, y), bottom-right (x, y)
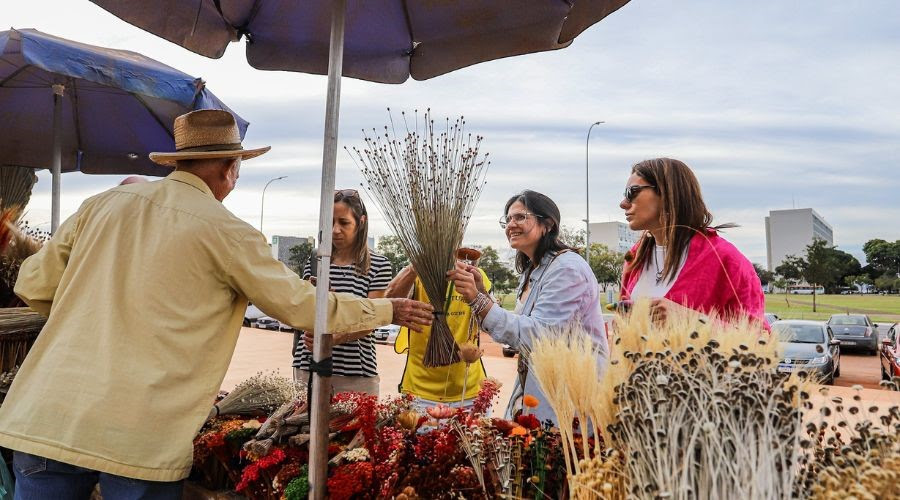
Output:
top-left (447, 190), bottom-right (609, 425)
top-left (619, 158), bottom-right (765, 326)
top-left (293, 189), bottom-right (394, 396)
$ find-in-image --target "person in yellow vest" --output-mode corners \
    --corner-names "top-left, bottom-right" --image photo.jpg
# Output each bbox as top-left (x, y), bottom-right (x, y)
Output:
top-left (386, 252), bottom-right (493, 410)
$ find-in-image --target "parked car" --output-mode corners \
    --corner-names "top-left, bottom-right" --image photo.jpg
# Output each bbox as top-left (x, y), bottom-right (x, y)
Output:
top-left (255, 316), bottom-right (281, 331)
top-left (244, 304), bottom-right (264, 327)
top-left (881, 323), bottom-right (900, 381)
top-left (826, 313), bottom-right (879, 355)
top-left (764, 312), bottom-right (781, 326)
top-left (373, 324), bottom-right (401, 344)
top-left (772, 320), bottom-right (841, 385)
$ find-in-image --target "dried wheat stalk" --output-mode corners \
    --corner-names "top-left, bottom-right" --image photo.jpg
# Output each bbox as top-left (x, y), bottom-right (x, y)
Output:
top-left (349, 109), bottom-right (489, 366)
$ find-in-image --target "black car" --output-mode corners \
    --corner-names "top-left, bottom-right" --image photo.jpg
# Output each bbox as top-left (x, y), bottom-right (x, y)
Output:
top-left (826, 313), bottom-right (879, 355)
top-left (773, 320), bottom-right (841, 384)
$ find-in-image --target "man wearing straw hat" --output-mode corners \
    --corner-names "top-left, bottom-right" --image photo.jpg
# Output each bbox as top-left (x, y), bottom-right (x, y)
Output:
top-left (0, 109), bottom-right (432, 498)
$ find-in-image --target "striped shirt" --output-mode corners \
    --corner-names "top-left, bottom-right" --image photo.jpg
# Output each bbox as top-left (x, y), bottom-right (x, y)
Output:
top-left (293, 252), bottom-right (393, 377)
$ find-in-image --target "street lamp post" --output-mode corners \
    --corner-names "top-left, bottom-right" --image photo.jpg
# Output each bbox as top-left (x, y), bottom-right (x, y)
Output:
top-left (585, 121), bottom-right (604, 266)
top-left (260, 175), bottom-right (287, 236)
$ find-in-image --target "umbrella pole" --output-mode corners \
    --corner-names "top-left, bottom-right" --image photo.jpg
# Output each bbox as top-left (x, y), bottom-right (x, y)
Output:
top-left (51, 84), bottom-right (65, 233)
top-left (309, 0), bottom-right (346, 497)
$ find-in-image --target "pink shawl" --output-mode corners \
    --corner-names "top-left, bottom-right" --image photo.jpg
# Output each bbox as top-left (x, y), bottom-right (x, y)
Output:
top-left (621, 230), bottom-right (766, 327)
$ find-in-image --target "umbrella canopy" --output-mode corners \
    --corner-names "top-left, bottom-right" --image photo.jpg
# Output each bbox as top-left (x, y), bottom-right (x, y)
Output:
top-left (0, 28), bottom-right (247, 176)
top-left (89, 0), bottom-right (630, 83)
top-left (83, 2), bottom-right (631, 495)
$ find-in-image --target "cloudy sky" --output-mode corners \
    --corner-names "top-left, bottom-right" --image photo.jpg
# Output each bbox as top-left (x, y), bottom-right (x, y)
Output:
top-left (8, 1), bottom-right (900, 266)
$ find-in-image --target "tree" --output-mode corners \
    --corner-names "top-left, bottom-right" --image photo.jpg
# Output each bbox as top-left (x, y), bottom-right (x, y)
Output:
top-left (376, 235), bottom-right (409, 276)
top-left (753, 263), bottom-right (775, 288)
top-left (559, 225), bottom-right (585, 255)
top-left (874, 274), bottom-right (899, 293)
top-left (829, 248), bottom-right (861, 293)
top-left (775, 255), bottom-right (804, 283)
top-left (588, 243), bottom-right (625, 292)
top-left (286, 241), bottom-right (314, 276)
top-left (802, 238), bottom-right (841, 311)
top-left (478, 246), bottom-right (517, 301)
top-left (863, 239), bottom-right (900, 275)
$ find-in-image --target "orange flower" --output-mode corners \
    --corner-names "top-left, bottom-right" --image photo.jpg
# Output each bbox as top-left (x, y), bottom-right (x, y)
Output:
top-left (510, 425), bottom-right (528, 437)
top-left (523, 394), bottom-right (540, 408)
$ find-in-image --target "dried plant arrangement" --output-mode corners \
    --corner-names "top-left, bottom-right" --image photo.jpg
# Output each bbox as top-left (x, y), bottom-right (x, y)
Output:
top-left (350, 109), bottom-right (489, 367)
top-left (530, 299), bottom-right (813, 499)
top-left (209, 371), bottom-right (299, 420)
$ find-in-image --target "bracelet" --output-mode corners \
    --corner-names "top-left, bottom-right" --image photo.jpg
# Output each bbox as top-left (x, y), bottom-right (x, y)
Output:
top-left (468, 292), bottom-right (493, 316)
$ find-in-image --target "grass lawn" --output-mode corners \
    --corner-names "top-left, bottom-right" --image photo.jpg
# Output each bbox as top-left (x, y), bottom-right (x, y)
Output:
top-left (500, 290), bottom-right (900, 324)
top-left (765, 294), bottom-right (900, 323)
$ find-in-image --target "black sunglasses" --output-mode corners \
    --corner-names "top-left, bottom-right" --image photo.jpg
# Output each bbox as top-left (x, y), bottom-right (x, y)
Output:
top-left (623, 184), bottom-right (656, 202)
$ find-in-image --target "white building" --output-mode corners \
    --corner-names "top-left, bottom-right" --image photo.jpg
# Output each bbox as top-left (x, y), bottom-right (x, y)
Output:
top-left (588, 221), bottom-right (640, 254)
top-left (271, 235), bottom-right (315, 264)
top-left (765, 208), bottom-right (833, 271)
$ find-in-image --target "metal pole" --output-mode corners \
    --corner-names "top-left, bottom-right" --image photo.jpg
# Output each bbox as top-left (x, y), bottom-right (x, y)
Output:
top-left (585, 121), bottom-right (603, 267)
top-left (309, 0), bottom-right (345, 497)
top-left (260, 175), bottom-right (287, 236)
top-left (51, 84), bottom-right (65, 233)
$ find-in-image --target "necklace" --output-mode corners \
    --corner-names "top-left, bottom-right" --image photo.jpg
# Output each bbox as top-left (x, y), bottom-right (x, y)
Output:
top-left (653, 247), bottom-right (664, 285)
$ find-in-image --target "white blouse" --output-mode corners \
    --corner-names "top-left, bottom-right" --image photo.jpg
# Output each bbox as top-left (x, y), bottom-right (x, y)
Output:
top-left (630, 245), bottom-right (689, 299)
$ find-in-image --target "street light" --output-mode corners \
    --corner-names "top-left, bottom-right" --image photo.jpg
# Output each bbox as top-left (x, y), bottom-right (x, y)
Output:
top-left (585, 121), bottom-right (604, 266)
top-left (260, 175), bottom-right (287, 236)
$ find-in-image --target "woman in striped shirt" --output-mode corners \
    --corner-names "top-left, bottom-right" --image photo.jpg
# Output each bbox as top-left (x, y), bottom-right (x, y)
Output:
top-left (293, 189), bottom-right (393, 396)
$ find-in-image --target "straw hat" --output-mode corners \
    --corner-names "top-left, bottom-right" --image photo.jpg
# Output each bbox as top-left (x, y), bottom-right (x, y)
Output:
top-left (149, 109), bottom-right (270, 167)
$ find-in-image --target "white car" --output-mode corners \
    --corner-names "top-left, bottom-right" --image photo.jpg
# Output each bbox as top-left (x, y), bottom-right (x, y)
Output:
top-left (255, 316), bottom-right (281, 331)
top-left (244, 304), bottom-right (264, 327)
top-left (373, 324), bottom-right (401, 344)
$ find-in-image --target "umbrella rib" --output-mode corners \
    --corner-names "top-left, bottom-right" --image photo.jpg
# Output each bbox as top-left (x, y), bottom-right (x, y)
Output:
top-left (70, 78), bottom-right (85, 155)
top-left (400, 0), bottom-right (416, 51)
top-left (132, 93), bottom-right (175, 141)
top-left (0, 64), bottom-right (32, 88)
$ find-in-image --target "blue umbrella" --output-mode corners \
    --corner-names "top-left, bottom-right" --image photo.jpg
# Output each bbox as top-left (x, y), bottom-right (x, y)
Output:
top-left (0, 28), bottom-right (248, 231)
top-left (86, 2), bottom-right (632, 493)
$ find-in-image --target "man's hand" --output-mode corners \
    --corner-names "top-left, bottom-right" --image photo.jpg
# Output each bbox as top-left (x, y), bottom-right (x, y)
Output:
top-left (388, 298), bottom-right (433, 332)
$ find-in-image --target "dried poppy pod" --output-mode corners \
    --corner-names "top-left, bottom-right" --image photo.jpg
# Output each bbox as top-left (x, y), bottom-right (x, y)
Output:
top-left (458, 342), bottom-right (483, 364)
top-left (456, 247), bottom-right (482, 264)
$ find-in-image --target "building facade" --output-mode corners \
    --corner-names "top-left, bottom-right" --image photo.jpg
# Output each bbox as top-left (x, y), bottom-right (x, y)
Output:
top-left (765, 208), bottom-right (833, 271)
top-left (271, 235), bottom-right (315, 265)
top-left (588, 221), bottom-right (641, 254)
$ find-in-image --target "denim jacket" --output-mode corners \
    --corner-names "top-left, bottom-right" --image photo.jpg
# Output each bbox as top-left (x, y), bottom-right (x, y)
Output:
top-left (482, 250), bottom-right (609, 424)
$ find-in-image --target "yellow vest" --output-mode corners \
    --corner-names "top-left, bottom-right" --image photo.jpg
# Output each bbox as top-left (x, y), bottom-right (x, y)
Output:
top-left (395, 271), bottom-right (492, 401)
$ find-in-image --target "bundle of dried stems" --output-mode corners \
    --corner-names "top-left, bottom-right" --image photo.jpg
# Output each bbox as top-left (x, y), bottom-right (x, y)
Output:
top-left (209, 372), bottom-right (299, 420)
top-left (530, 299), bottom-right (818, 499)
top-left (350, 109), bottom-right (489, 366)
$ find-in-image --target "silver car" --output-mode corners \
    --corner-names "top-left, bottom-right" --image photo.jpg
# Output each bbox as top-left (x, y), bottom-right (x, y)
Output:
top-left (773, 320), bottom-right (841, 384)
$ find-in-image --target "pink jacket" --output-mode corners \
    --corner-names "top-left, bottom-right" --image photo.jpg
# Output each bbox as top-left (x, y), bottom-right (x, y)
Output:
top-left (621, 230), bottom-right (766, 327)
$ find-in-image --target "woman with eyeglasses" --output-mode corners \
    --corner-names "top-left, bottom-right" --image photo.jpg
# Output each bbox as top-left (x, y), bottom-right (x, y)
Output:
top-left (618, 158), bottom-right (765, 326)
top-left (293, 189), bottom-right (394, 396)
top-left (447, 190), bottom-right (609, 425)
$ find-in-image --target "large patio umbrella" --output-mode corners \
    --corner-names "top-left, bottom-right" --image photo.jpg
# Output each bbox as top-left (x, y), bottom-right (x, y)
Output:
top-left (88, 1), bottom-right (631, 494)
top-left (0, 28), bottom-right (247, 231)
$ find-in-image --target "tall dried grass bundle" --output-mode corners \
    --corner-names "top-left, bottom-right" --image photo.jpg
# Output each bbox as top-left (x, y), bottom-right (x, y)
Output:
top-left (350, 109), bottom-right (489, 367)
top-left (209, 372), bottom-right (299, 420)
top-left (1, 209), bottom-right (48, 307)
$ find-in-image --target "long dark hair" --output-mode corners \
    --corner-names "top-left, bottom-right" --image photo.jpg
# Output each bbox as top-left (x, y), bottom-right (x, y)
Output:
top-left (334, 189), bottom-right (371, 276)
top-left (629, 158), bottom-right (735, 282)
top-left (504, 190), bottom-right (573, 273)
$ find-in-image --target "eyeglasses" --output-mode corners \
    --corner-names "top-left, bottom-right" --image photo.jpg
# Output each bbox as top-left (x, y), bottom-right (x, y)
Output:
top-left (499, 212), bottom-right (544, 228)
top-left (623, 184), bottom-right (656, 203)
